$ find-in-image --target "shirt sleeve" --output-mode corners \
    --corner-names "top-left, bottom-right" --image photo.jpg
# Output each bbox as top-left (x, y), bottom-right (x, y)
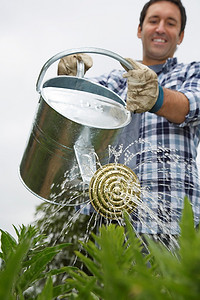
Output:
top-left (177, 62), bottom-right (200, 127)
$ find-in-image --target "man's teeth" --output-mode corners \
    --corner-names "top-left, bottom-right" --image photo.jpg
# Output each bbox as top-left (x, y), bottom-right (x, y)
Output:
top-left (153, 39), bottom-right (166, 43)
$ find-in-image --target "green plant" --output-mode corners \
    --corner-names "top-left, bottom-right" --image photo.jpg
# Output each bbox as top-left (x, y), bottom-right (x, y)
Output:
top-left (0, 225), bottom-right (71, 299)
top-left (34, 202), bottom-right (98, 279)
top-left (65, 197), bottom-right (200, 299)
top-left (146, 197), bottom-right (200, 300)
top-left (1, 197), bottom-right (199, 299)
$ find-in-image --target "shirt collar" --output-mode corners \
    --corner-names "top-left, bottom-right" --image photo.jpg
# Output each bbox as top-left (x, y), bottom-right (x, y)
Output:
top-left (162, 57), bottom-right (178, 73)
top-left (148, 57), bottom-right (178, 75)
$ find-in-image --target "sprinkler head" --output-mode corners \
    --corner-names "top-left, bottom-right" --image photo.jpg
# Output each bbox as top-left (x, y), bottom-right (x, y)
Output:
top-left (89, 163), bottom-right (140, 220)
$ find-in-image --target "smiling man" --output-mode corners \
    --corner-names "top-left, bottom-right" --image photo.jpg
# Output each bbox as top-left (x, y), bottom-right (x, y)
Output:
top-left (58, 0), bottom-right (200, 247)
top-left (138, 1), bottom-right (184, 64)
top-left (135, 0), bottom-right (188, 124)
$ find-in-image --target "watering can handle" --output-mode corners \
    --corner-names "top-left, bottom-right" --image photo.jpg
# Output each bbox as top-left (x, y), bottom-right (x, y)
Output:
top-left (36, 47), bottom-right (133, 93)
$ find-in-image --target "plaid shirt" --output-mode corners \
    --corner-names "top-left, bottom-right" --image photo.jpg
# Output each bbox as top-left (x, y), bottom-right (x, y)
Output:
top-left (82, 57), bottom-right (200, 234)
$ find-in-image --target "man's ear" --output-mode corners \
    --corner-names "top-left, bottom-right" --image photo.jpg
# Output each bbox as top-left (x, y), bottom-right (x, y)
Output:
top-left (137, 24), bottom-right (142, 39)
top-left (178, 30), bottom-right (184, 45)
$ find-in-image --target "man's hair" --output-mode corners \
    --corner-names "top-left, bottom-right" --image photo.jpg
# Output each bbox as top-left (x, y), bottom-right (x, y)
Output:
top-left (139, 0), bottom-right (187, 34)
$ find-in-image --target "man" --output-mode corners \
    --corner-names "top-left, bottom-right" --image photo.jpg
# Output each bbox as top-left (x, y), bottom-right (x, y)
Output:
top-left (58, 0), bottom-right (200, 244)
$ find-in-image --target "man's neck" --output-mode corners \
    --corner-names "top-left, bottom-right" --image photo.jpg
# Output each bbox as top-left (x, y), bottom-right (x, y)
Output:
top-left (142, 57), bottom-right (168, 66)
top-left (148, 63), bottom-right (164, 75)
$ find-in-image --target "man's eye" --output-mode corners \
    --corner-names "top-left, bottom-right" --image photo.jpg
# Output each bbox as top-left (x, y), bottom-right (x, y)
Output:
top-left (168, 22), bottom-right (175, 26)
top-left (149, 20), bottom-right (158, 24)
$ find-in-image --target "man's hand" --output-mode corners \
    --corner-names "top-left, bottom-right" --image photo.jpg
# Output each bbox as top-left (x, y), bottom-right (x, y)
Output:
top-left (123, 58), bottom-right (162, 113)
top-left (58, 53), bottom-right (93, 76)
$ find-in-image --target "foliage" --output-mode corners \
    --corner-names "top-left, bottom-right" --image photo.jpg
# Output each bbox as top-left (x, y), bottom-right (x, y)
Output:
top-left (34, 202), bottom-right (98, 276)
top-left (65, 197), bottom-right (200, 299)
top-left (0, 224), bottom-right (71, 299)
top-left (1, 197), bottom-right (199, 299)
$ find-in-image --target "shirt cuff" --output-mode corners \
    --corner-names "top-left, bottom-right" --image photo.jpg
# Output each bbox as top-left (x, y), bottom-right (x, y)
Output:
top-left (176, 89), bottom-right (200, 127)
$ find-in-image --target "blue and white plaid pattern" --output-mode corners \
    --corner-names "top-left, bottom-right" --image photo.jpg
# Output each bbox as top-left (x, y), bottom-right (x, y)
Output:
top-left (82, 58), bottom-right (200, 234)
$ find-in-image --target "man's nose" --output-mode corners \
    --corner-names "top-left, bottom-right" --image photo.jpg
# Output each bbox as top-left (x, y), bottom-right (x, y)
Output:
top-left (155, 20), bottom-right (166, 33)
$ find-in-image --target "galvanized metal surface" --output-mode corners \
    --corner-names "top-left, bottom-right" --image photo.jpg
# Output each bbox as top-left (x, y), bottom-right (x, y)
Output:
top-left (19, 48), bottom-right (132, 204)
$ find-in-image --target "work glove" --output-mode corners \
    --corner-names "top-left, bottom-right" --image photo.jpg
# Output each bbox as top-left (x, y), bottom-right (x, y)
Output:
top-left (123, 58), bottom-right (164, 113)
top-left (57, 53), bottom-right (93, 76)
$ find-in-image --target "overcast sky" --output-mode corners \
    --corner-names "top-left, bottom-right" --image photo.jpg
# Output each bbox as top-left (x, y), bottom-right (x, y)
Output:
top-left (1, 0), bottom-right (200, 237)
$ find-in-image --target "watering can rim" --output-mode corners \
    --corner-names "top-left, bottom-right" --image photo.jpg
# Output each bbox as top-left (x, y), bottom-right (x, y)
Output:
top-left (41, 84), bottom-right (131, 130)
top-left (36, 48), bottom-right (133, 129)
top-left (41, 75), bottom-right (127, 106)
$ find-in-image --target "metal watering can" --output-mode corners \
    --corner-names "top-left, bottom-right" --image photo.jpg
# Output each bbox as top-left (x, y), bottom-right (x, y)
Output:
top-left (19, 47), bottom-right (132, 205)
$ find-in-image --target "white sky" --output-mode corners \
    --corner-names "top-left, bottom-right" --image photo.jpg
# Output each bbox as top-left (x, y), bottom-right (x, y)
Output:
top-left (1, 0), bottom-right (200, 237)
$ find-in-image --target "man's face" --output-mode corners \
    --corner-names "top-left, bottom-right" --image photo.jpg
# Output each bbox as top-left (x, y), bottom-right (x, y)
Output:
top-left (138, 1), bottom-right (184, 65)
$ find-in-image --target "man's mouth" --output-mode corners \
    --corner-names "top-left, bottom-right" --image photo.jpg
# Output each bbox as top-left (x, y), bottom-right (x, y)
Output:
top-left (152, 38), bottom-right (167, 43)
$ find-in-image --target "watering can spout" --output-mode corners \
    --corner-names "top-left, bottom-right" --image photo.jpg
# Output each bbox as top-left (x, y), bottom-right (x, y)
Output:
top-left (74, 144), bottom-right (96, 184)
top-left (73, 126), bottom-right (97, 184)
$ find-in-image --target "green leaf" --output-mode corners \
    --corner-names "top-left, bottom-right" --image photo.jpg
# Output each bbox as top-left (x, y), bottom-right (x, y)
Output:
top-left (147, 236), bottom-right (178, 277)
top-left (0, 236), bottom-right (31, 300)
top-left (74, 250), bottom-right (102, 280)
top-left (175, 197), bottom-right (200, 298)
top-left (37, 276), bottom-right (53, 300)
top-left (52, 282), bottom-right (73, 298)
top-left (123, 212), bottom-right (148, 268)
top-left (179, 196), bottom-right (196, 255)
top-left (66, 271), bottom-right (102, 300)
top-left (18, 242), bottom-right (69, 290)
top-left (23, 243), bottom-right (70, 267)
top-left (46, 266), bottom-right (77, 277)
top-left (78, 239), bottom-right (100, 264)
top-left (0, 230), bottom-right (17, 262)
top-left (73, 275), bottom-right (96, 300)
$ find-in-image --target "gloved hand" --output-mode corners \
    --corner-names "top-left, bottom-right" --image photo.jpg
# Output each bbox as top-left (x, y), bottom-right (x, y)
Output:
top-left (123, 58), bottom-right (164, 113)
top-left (57, 53), bottom-right (93, 76)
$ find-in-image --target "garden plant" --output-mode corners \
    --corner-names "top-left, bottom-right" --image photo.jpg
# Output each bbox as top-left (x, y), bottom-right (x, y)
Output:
top-left (0, 197), bottom-right (199, 299)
